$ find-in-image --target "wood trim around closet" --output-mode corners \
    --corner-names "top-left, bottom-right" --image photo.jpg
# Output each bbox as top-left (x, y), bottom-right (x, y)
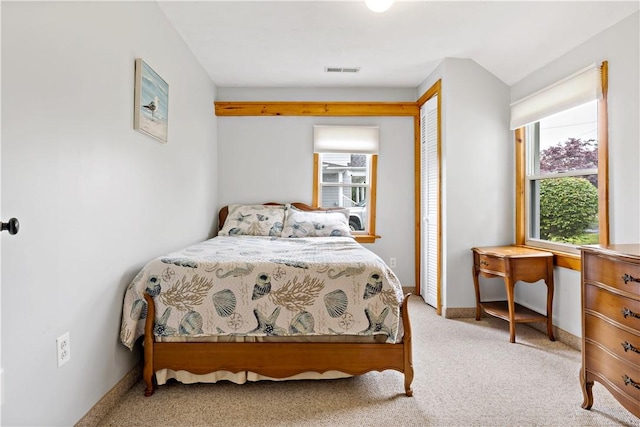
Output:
top-left (415, 80), bottom-right (442, 315)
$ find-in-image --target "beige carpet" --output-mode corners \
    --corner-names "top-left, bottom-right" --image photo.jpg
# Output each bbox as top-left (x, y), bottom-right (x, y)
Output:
top-left (97, 298), bottom-right (639, 426)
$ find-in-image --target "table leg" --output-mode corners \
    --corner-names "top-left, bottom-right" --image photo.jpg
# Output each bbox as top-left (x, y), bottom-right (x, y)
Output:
top-left (472, 263), bottom-right (482, 321)
top-left (505, 276), bottom-right (516, 343)
top-left (545, 259), bottom-right (556, 341)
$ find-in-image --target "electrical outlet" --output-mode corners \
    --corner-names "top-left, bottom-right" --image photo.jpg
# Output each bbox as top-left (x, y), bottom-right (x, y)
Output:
top-left (389, 257), bottom-right (397, 268)
top-left (57, 332), bottom-right (71, 367)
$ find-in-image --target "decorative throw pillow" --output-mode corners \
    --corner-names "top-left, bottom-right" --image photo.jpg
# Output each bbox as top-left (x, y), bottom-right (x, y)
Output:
top-left (218, 204), bottom-right (285, 237)
top-left (281, 207), bottom-right (353, 238)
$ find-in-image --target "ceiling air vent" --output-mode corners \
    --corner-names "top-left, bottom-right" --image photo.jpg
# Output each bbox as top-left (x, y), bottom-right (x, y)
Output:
top-left (325, 67), bottom-right (361, 73)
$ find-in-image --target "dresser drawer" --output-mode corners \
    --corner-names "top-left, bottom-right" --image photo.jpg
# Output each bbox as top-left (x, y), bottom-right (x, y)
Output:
top-left (476, 254), bottom-right (505, 274)
top-left (581, 245), bottom-right (640, 418)
top-left (584, 341), bottom-right (640, 402)
top-left (585, 313), bottom-right (640, 368)
top-left (583, 252), bottom-right (640, 295)
top-left (584, 284), bottom-right (640, 332)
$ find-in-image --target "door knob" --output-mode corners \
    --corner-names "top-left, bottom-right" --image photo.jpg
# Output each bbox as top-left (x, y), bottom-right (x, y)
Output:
top-left (1, 218), bottom-right (19, 235)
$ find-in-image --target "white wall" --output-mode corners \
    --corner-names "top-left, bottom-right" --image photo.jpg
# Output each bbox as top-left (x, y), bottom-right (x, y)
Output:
top-left (1, 2), bottom-right (217, 425)
top-left (417, 58), bottom-right (513, 312)
top-left (511, 11), bottom-right (640, 337)
top-left (216, 87), bottom-right (416, 286)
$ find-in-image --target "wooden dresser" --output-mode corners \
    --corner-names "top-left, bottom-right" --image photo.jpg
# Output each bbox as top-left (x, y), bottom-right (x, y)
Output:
top-left (581, 244), bottom-right (640, 418)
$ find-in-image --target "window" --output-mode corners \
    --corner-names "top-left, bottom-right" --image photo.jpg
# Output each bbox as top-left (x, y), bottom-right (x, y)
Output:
top-left (312, 125), bottom-right (379, 243)
top-left (525, 102), bottom-right (598, 250)
top-left (513, 62), bottom-right (608, 268)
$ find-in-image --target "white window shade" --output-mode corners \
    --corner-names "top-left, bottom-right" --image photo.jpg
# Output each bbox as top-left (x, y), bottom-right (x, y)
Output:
top-left (313, 125), bottom-right (379, 154)
top-left (510, 63), bottom-right (602, 130)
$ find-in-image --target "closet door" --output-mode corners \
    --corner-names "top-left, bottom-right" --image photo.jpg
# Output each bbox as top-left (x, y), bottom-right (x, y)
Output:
top-left (420, 96), bottom-right (438, 307)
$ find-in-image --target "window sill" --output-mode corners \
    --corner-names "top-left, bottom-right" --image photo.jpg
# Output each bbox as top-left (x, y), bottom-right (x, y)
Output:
top-left (354, 235), bottom-right (381, 244)
top-left (520, 245), bottom-right (581, 271)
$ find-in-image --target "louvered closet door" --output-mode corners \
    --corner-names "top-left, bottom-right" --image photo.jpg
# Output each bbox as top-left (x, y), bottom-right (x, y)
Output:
top-left (420, 96), bottom-right (438, 307)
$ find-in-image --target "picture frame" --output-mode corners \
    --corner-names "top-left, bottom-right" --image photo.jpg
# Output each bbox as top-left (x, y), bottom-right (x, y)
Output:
top-left (134, 58), bottom-right (169, 143)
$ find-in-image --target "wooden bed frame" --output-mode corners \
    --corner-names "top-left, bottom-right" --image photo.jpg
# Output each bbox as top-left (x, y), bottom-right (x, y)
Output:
top-left (141, 203), bottom-right (414, 397)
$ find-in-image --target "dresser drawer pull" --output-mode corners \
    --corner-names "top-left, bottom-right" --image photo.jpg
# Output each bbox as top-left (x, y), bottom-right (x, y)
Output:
top-left (480, 260), bottom-right (489, 267)
top-left (622, 274), bottom-right (640, 284)
top-left (622, 341), bottom-right (640, 354)
top-left (622, 375), bottom-right (640, 390)
top-left (622, 308), bottom-right (640, 319)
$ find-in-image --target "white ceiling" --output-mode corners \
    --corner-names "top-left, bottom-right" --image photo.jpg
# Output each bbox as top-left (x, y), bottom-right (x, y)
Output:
top-left (158, 0), bottom-right (639, 88)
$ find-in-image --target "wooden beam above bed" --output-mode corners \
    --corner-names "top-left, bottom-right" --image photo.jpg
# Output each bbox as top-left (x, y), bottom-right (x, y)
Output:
top-left (214, 101), bottom-right (419, 117)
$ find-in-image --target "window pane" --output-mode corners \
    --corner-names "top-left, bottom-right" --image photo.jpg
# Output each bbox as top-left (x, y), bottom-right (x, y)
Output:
top-left (348, 154), bottom-right (367, 208)
top-left (525, 100), bottom-right (599, 251)
top-left (529, 175), bottom-right (599, 245)
top-left (538, 101), bottom-right (598, 174)
top-left (319, 153), bottom-right (370, 232)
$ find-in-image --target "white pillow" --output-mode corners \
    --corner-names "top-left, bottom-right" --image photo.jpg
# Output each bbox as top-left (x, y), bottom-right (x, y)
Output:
top-left (218, 204), bottom-right (285, 237)
top-left (281, 208), bottom-right (353, 238)
top-left (285, 203), bottom-right (350, 222)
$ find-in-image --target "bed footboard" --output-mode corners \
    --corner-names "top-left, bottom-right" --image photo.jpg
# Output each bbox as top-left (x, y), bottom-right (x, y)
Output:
top-left (142, 293), bottom-right (414, 397)
top-left (401, 293), bottom-right (414, 396)
top-left (143, 293), bottom-right (156, 397)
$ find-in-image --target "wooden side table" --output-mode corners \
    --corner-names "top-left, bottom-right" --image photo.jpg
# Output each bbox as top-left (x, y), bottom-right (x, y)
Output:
top-left (471, 245), bottom-right (555, 343)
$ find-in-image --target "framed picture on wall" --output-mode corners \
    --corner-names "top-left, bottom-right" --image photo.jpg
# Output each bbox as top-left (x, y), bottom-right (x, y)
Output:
top-left (134, 58), bottom-right (169, 143)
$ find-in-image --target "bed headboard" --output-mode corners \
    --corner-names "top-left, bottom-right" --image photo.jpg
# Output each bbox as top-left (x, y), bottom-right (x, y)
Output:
top-left (217, 202), bottom-right (337, 232)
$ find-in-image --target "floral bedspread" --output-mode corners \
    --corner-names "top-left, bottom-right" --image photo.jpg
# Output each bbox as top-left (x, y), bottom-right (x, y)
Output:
top-left (120, 236), bottom-right (404, 350)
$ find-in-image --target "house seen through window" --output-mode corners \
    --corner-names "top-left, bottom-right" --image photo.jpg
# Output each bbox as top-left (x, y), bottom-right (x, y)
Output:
top-left (319, 153), bottom-right (370, 231)
top-left (313, 125), bottom-right (379, 243)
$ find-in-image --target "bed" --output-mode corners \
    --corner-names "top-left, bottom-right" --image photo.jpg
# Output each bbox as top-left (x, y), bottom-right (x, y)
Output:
top-left (119, 202), bottom-right (414, 397)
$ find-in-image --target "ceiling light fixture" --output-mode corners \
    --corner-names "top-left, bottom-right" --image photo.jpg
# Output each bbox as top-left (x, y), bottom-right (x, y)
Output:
top-left (365, 0), bottom-right (394, 13)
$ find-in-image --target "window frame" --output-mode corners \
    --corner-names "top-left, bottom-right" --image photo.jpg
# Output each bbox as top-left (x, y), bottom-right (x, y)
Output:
top-left (515, 62), bottom-right (609, 270)
top-left (313, 152), bottom-right (379, 243)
